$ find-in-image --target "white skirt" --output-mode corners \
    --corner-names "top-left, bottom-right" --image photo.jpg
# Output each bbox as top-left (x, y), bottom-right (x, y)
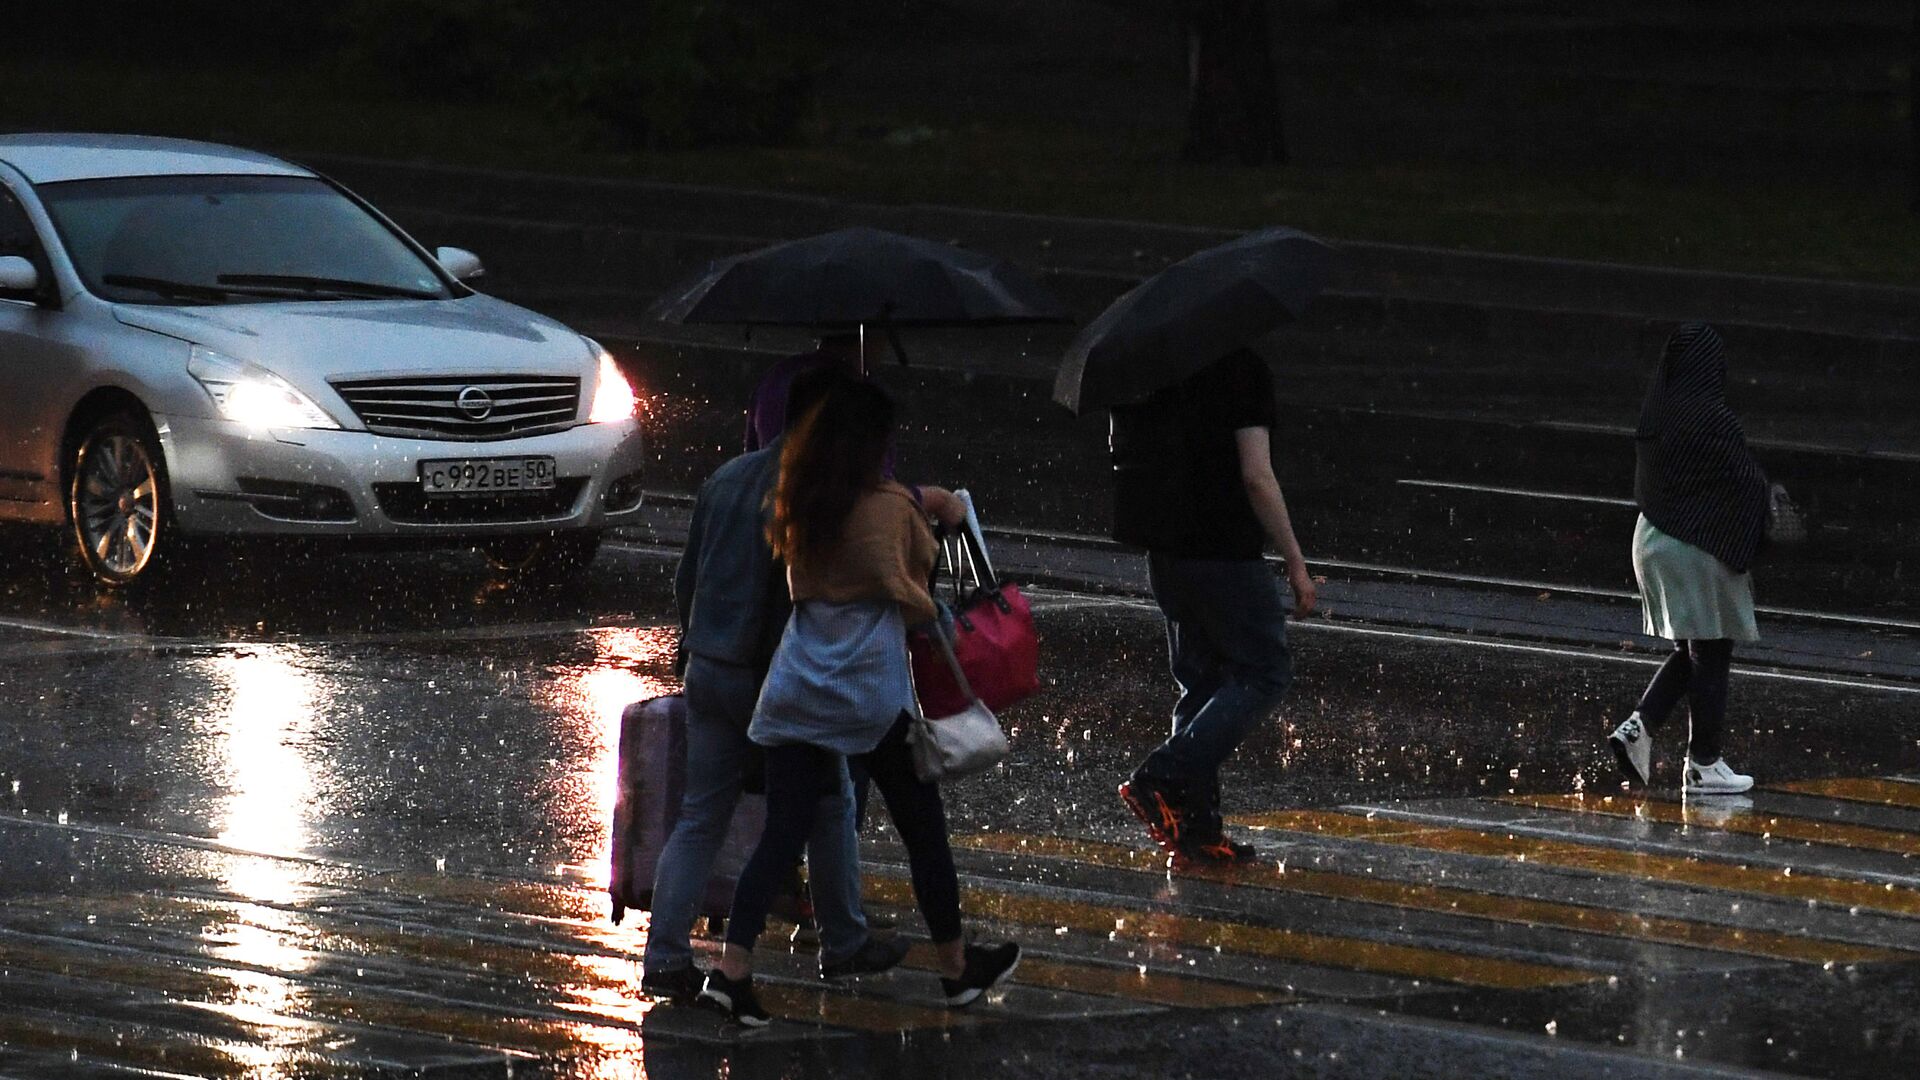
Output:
top-left (1632, 515), bottom-right (1759, 643)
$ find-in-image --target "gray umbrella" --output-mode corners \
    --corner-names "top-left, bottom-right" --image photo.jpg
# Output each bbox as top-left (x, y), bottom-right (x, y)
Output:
top-left (651, 226), bottom-right (1067, 328)
top-left (1053, 227), bottom-right (1332, 413)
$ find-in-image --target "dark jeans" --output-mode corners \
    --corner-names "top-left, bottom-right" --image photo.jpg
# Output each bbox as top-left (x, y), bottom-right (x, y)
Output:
top-left (724, 741), bottom-right (847, 951)
top-left (1635, 639), bottom-right (1734, 763)
top-left (1137, 554), bottom-right (1293, 816)
top-left (851, 714), bottom-right (964, 944)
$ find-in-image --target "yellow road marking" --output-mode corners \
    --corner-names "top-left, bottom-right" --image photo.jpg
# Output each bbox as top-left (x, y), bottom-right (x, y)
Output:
top-left (363, 872), bottom-right (607, 924)
top-left (0, 937), bottom-right (635, 1058)
top-left (0, 939), bottom-right (235, 1000)
top-left (1774, 778), bottom-right (1920, 811)
top-left (896, 939), bottom-right (1286, 1009)
top-left (305, 993), bottom-right (633, 1057)
top-left (3, 897), bottom-right (983, 1037)
top-left (1237, 809), bottom-right (1920, 919)
top-left (862, 876), bottom-right (1592, 990)
top-left (0, 1012), bottom-right (352, 1079)
top-left (1504, 793), bottom-right (1920, 858)
top-left (756, 982), bottom-right (983, 1031)
top-left (955, 832), bottom-right (1909, 966)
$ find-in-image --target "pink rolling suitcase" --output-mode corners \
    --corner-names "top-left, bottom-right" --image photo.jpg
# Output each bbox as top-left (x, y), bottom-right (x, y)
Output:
top-left (608, 694), bottom-right (766, 925)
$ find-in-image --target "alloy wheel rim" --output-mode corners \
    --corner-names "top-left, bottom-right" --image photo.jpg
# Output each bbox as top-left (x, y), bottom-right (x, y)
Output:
top-left (76, 433), bottom-right (159, 577)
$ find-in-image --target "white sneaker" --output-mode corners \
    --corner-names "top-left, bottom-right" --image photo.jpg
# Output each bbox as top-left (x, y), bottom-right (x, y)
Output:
top-left (1608, 713), bottom-right (1651, 786)
top-left (1684, 757), bottom-right (1754, 795)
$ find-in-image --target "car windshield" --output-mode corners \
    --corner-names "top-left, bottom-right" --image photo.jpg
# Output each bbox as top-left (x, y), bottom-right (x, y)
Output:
top-left (35, 174), bottom-right (455, 305)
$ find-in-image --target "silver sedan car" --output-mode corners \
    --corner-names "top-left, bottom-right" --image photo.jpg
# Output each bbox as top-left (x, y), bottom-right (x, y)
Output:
top-left (0, 134), bottom-right (645, 586)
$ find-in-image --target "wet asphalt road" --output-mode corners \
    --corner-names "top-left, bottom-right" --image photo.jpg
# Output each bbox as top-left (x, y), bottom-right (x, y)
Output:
top-left (2, 506), bottom-right (1919, 1078)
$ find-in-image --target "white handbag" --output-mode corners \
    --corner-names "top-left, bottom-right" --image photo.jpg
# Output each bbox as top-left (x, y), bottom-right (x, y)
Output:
top-left (1765, 482), bottom-right (1807, 548)
top-left (906, 618), bottom-right (1010, 783)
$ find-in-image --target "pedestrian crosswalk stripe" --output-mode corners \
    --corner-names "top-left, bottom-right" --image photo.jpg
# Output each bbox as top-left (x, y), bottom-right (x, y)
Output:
top-left (0, 1011), bottom-right (350, 1079)
top-left (0, 933), bottom-right (637, 1056)
top-left (894, 939), bottom-right (1289, 1009)
top-left (0, 916), bottom-right (968, 1044)
top-left (954, 832), bottom-right (1911, 966)
top-left (862, 873), bottom-right (1595, 990)
top-left (205, 877), bottom-right (1287, 1017)
top-left (363, 872), bottom-right (606, 924)
top-left (1774, 777), bottom-right (1920, 811)
top-left (754, 982), bottom-right (986, 1032)
top-left (1235, 809), bottom-right (1920, 918)
top-left (10, 883), bottom-right (1277, 1032)
top-left (1501, 793), bottom-right (1920, 858)
top-left (300, 992), bottom-right (629, 1058)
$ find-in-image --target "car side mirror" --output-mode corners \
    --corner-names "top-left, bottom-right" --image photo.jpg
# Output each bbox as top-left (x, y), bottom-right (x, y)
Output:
top-left (435, 246), bottom-right (484, 282)
top-left (0, 255), bottom-right (38, 297)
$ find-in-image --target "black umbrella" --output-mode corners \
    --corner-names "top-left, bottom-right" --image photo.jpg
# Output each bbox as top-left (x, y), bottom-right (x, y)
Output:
top-left (1053, 227), bottom-right (1332, 413)
top-left (651, 226), bottom-right (1068, 328)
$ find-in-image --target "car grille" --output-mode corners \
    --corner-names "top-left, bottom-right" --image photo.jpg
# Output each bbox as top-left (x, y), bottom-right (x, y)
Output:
top-left (330, 374), bottom-right (580, 440)
top-left (373, 479), bottom-right (586, 524)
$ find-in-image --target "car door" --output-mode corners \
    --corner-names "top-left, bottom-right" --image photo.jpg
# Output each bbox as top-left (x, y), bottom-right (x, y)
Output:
top-left (0, 179), bottom-right (89, 520)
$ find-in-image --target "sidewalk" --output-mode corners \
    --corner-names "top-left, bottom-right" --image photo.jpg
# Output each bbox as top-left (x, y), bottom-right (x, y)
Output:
top-left (309, 152), bottom-right (1920, 456)
top-left (616, 499), bottom-right (1920, 689)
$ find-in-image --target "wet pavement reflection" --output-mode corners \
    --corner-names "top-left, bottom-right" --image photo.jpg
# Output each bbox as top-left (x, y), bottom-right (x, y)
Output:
top-left (1, 514), bottom-right (1917, 1077)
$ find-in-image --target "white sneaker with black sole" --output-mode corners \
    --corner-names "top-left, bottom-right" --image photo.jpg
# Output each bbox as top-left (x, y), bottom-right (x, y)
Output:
top-left (941, 942), bottom-right (1021, 1008)
top-left (697, 971), bottom-right (771, 1028)
top-left (1608, 713), bottom-right (1652, 787)
top-left (1683, 757), bottom-right (1754, 796)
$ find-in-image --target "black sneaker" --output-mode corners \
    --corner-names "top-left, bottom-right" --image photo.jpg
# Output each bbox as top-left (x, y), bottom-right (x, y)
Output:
top-left (820, 933), bottom-right (911, 980)
top-left (697, 970), bottom-right (771, 1028)
top-left (941, 941), bottom-right (1021, 1008)
top-left (639, 963), bottom-right (705, 1004)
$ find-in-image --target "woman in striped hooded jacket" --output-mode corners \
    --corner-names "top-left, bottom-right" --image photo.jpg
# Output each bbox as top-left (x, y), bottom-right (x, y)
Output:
top-left (1607, 323), bottom-right (1767, 796)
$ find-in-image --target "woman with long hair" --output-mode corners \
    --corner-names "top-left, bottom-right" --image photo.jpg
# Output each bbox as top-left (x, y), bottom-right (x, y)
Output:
top-left (699, 377), bottom-right (1019, 1027)
top-left (1608, 323), bottom-right (1766, 796)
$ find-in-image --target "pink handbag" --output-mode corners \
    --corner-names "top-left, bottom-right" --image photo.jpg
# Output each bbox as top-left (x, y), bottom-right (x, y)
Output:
top-left (908, 492), bottom-right (1039, 718)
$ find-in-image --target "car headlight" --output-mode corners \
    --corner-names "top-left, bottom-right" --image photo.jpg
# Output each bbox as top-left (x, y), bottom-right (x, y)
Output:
top-left (188, 345), bottom-right (340, 430)
top-left (586, 344), bottom-right (638, 424)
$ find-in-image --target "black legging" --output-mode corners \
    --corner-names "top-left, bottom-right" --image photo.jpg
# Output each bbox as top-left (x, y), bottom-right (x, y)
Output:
top-left (724, 742), bottom-right (844, 951)
top-left (851, 714), bottom-right (963, 944)
top-left (1634, 639), bottom-right (1733, 763)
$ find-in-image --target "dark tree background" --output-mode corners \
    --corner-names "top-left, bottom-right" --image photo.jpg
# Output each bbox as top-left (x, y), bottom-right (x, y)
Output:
top-left (1181, 0), bottom-right (1288, 165)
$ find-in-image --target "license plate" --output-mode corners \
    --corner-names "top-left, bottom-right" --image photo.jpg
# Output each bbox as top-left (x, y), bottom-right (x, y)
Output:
top-left (419, 456), bottom-right (557, 496)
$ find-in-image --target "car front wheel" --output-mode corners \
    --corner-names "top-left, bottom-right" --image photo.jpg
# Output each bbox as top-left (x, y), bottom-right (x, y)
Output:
top-left (68, 412), bottom-right (173, 587)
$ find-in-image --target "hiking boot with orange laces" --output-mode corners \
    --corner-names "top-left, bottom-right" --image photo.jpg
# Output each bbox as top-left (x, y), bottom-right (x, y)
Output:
top-left (1118, 774), bottom-right (1187, 852)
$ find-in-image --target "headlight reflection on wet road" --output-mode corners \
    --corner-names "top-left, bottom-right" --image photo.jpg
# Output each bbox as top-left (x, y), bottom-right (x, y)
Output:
top-left (204, 645), bottom-right (331, 1075)
top-left (544, 626), bottom-right (677, 891)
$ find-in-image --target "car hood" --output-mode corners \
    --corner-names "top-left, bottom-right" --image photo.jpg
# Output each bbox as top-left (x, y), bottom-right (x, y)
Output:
top-left (113, 295), bottom-right (595, 384)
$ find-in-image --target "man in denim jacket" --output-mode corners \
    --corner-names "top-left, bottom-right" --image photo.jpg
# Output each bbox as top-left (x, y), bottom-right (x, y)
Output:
top-left (641, 373), bottom-right (907, 1001)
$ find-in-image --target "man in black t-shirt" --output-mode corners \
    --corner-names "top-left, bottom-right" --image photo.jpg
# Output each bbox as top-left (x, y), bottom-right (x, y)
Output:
top-left (1111, 348), bottom-right (1316, 866)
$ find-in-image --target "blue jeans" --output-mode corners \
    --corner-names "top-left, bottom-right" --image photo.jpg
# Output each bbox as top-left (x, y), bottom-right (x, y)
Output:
top-left (642, 656), bottom-right (867, 975)
top-left (1137, 554), bottom-right (1293, 806)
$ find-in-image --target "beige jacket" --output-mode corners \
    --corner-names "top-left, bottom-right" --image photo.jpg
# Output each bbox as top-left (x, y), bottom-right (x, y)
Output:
top-left (788, 482), bottom-right (937, 626)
